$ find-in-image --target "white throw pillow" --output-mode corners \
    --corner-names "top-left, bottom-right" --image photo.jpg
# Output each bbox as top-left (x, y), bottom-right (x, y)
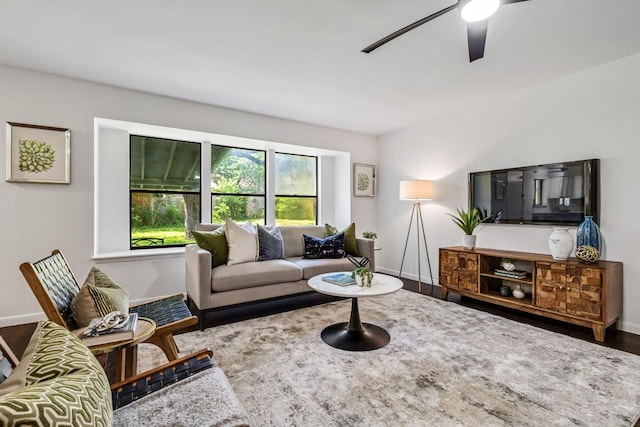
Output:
top-left (225, 219), bottom-right (258, 265)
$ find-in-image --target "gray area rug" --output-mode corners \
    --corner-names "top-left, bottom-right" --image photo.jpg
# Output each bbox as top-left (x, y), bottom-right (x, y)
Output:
top-left (138, 290), bottom-right (640, 426)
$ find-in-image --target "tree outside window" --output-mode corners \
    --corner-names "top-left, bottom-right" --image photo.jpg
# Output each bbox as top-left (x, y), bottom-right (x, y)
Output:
top-left (275, 153), bottom-right (317, 226)
top-left (130, 136), bottom-right (201, 248)
top-left (211, 146), bottom-right (266, 224)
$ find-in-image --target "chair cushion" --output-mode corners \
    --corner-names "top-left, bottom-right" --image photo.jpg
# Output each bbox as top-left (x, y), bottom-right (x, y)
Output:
top-left (211, 260), bottom-right (303, 292)
top-left (71, 267), bottom-right (129, 327)
top-left (325, 222), bottom-right (361, 256)
top-left (192, 228), bottom-right (228, 268)
top-left (303, 232), bottom-right (346, 259)
top-left (0, 321), bottom-right (112, 426)
top-left (257, 226), bottom-right (285, 261)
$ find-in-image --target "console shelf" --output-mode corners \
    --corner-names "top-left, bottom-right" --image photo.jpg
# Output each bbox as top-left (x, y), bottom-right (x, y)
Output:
top-left (439, 246), bottom-right (623, 342)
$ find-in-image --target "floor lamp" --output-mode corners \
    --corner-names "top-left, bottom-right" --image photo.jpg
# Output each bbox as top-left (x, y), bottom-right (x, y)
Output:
top-left (398, 180), bottom-right (434, 294)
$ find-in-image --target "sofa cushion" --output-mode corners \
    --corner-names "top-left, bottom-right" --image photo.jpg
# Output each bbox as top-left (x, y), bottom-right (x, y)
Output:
top-left (257, 226), bottom-right (285, 261)
top-left (303, 232), bottom-right (346, 259)
top-left (279, 226), bottom-right (327, 258)
top-left (289, 257), bottom-right (356, 280)
top-left (211, 259), bottom-right (303, 292)
top-left (0, 321), bottom-right (112, 426)
top-left (71, 267), bottom-right (130, 328)
top-left (325, 222), bottom-right (361, 256)
top-left (192, 228), bottom-right (228, 268)
top-left (225, 219), bottom-right (258, 266)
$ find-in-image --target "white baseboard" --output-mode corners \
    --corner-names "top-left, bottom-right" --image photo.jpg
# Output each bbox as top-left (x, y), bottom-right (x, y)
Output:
top-left (0, 312), bottom-right (46, 328)
top-left (620, 321), bottom-right (640, 336)
top-left (0, 293), bottom-right (188, 328)
top-left (376, 267), bottom-right (440, 286)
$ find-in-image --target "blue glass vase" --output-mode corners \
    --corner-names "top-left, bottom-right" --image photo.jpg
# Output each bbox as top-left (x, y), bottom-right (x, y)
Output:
top-left (576, 216), bottom-right (601, 251)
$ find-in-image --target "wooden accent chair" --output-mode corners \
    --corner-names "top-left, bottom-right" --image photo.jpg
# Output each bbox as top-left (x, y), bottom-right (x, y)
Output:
top-left (19, 250), bottom-right (198, 362)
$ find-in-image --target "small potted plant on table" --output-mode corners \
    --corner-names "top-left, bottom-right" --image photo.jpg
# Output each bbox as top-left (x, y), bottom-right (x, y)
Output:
top-left (448, 206), bottom-right (483, 249)
top-left (353, 267), bottom-right (373, 287)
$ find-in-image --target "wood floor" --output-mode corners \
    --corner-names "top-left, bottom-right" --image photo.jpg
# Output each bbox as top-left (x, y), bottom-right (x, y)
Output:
top-left (3, 278), bottom-right (640, 360)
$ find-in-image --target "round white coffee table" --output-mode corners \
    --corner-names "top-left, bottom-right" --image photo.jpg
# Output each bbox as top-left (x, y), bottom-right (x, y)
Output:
top-left (307, 272), bottom-right (403, 351)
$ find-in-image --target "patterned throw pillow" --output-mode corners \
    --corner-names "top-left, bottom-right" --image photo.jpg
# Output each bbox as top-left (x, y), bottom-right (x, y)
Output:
top-left (324, 223), bottom-right (360, 256)
top-left (192, 228), bottom-right (228, 268)
top-left (257, 226), bottom-right (285, 261)
top-left (71, 267), bottom-right (130, 327)
top-left (0, 321), bottom-right (112, 426)
top-left (303, 232), bottom-right (346, 259)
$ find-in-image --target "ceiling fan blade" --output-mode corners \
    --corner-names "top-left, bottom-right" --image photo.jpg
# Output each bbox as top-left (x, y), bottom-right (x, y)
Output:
top-left (501, 0), bottom-right (529, 4)
top-left (361, 3), bottom-right (457, 53)
top-left (467, 20), bottom-right (489, 62)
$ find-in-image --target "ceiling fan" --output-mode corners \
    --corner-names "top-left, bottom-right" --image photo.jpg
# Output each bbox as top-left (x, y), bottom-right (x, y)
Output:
top-left (362, 0), bottom-right (530, 62)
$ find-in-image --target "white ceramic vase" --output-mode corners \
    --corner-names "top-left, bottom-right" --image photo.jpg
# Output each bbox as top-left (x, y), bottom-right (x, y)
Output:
top-left (548, 227), bottom-right (573, 261)
top-left (355, 274), bottom-right (372, 287)
top-left (462, 234), bottom-right (476, 249)
top-left (512, 284), bottom-right (526, 299)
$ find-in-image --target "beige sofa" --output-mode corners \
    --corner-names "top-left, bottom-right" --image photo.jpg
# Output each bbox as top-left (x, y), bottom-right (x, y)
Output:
top-left (185, 225), bottom-right (376, 329)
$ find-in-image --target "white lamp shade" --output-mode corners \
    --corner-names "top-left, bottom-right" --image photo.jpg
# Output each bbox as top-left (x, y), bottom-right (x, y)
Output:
top-left (459, 0), bottom-right (500, 22)
top-left (399, 180), bottom-right (434, 200)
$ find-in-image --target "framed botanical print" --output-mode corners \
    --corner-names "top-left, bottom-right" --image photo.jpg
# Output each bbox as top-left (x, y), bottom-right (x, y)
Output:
top-left (5, 122), bottom-right (71, 184)
top-left (353, 163), bottom-right (376, 197)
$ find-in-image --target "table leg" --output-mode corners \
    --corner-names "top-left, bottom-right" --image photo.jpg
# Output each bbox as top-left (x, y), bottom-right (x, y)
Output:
top-left (123, 345), bottom-right (138, 379)
top-left (321, 297), bottom-right (390, 351)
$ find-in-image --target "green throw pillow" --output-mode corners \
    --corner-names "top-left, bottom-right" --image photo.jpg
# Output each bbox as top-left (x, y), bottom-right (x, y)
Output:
top-left (192, 229), bottom-right (228, 268)
top-left (0, 321), bottom-right (112, 426)
top-left (325, 223), bottom-right (360, 256)
top-left (71, 267), bottom-right (130, 328)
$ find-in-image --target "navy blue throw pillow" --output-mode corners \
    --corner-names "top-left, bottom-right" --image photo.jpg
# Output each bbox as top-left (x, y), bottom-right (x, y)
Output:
top-left (303, 232), bottom-right (346, 259)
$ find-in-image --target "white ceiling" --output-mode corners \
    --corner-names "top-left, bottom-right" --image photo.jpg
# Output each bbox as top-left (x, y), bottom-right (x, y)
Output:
top-left (1, 1), bottom-right (639, 135)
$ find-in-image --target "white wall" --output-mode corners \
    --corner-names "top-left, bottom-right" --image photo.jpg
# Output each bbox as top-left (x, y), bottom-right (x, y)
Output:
top-left (377, 53), bottom-right (640, 334)
top-left (0, 64), bottom-right (377, 326)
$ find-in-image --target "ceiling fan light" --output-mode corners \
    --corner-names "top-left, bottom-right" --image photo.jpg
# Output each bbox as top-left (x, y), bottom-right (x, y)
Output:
top-left (459, 0), bottom-right (500, 22)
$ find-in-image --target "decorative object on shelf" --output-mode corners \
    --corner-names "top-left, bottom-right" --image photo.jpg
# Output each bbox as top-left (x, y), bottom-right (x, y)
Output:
top-left (5, 122), bottom-right (71, 184)
top-left (576, 245), bottom-right (601, 263)
top-left (353, 267), bottom-right (373, 287)
top-left (362, 230), bottom-right (377, 239)
top-left (512, 284), bottom-right (526, 299)
top-left (500, 258), bottom-right (515, 271)
top-left (547, 227), bottom-right (573, 261)
top-left (576, 216), bottom-right (601, 252)
top-left (499, 285), bottom-right (511, 297)
top-left (353, 163), bottom-right (376, 197)
top-left (447, 206), bottom-right (483, 249)
top-left (398, 180), bottom-right (435, 294)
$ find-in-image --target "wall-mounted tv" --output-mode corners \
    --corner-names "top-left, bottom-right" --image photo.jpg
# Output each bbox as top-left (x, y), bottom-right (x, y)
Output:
top-left (469, 159), bottom-right (599, 226)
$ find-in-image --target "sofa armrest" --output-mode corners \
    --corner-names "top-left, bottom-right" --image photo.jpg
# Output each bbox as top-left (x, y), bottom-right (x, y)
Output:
top-left (356, 238), bottom-right (376, 272)
top-left (185, 244), bottom-right (212, 310)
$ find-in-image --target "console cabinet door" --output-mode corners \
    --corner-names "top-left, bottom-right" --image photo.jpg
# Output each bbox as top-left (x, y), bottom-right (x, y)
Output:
top-left (535, 262), bottom-right (567, 312)
top-left (565, 266), bottom-right (603, 320)
top-left (536, 262), bottom-right (603, 320)
top-left (439, 250), bottom-right (478, 292)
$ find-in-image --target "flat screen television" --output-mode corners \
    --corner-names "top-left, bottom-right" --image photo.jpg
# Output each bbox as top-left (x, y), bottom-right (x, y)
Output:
top-left (469, 159), bottom-right (599, 226)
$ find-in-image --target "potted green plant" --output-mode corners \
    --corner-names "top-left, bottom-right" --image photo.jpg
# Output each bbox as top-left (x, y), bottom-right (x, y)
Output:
top-left (362, 230), bottom-right (377, 239)
top-left (352, 266), bottom-right (373, 287)
top-left (448, 207), bottom-right (483, 249)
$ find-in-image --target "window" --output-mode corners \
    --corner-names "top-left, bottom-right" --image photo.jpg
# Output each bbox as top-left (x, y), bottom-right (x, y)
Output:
top-left (130, 136), bottom-right (201, 248)
top-left (211, 146), bottom-right (266, 224)
top-left (275, 153), bottom-right (317, 226)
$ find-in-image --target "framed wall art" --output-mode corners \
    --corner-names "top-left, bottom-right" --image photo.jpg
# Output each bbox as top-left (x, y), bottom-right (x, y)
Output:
top-left (5, 122), bottom-right (71, 184)
top-left (353, 163), bottom-right (376, 197)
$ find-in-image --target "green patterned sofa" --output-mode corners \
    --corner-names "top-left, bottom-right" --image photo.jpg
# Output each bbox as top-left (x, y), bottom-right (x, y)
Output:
top-left (0, 321), bottom-right (249, 427)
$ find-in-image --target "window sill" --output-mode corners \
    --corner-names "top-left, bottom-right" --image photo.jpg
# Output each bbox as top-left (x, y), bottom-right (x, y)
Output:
top-left (92, 247), bottom-right (186, 263)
